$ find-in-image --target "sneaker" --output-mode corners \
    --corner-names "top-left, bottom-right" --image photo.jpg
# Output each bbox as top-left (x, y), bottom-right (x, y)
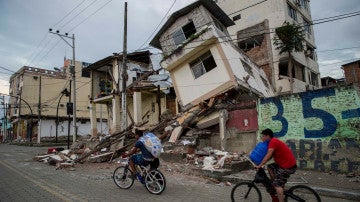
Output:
top-left (136, 173), bottom-right (145, 184)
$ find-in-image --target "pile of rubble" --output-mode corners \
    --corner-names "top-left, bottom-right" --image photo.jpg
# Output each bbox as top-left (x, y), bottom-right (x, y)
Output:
top-left (32, 95), bottom-right (254, 173)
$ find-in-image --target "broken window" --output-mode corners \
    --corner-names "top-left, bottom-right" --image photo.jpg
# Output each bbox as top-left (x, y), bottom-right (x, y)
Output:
top-left (287, 4), bottom-right (297, 21)
top-left (294, 65), bottom-right (305, 82)
top-left (305, 45), bottom-right (316, 60)
top-left (279, 60), bottom-right (289, 77)
top-left (172, 21), bottom-right (196, 46)
top-left (310, 71), bottom-right (318, 86)
top-left (238, 35), bottom-right (264, 51)
top-left (303, 18), bottom-right (311, 35)
top-left (190, 51), bottom-right (217, 79)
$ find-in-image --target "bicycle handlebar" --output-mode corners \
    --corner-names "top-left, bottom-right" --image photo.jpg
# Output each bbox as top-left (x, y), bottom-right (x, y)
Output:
top-left (240, 154), bottom-right (260, 168)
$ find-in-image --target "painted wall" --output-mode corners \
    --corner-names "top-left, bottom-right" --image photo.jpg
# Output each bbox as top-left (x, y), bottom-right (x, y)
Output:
top-left (40, 119), bottom-right (109, 137)
top-left (258, 86), bottom-right (360, 173)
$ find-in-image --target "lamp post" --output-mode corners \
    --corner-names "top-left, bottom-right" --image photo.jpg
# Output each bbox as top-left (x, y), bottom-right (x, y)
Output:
top-left (49, 28), bottom-right (77, 142)
top-left (0, 93), bottom-right (34, 141)
top-left (55, 88), bottom-right (69, 143)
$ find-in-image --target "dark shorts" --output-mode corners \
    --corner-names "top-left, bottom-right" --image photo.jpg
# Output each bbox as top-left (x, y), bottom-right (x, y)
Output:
top-left (130, 154), bottom-right (150, 167)
top-left (268, 163), bottom-right (297, 187)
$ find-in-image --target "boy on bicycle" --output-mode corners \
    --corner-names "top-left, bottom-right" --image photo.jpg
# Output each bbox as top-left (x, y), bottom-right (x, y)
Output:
top-left (254, 128), bottom-right (297, 202)
top-left (122, 127), bottom-right (160, 181)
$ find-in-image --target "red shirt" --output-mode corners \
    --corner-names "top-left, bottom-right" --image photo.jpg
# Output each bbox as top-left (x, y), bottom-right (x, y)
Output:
top-left (268, 138), bottom-right (296, 169)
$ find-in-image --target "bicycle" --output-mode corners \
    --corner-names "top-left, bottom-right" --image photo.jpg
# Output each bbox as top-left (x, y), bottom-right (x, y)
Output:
top-left (113, 157), bottom-right (166, 195)
top-left (231, 165), bottom-right (321, 201)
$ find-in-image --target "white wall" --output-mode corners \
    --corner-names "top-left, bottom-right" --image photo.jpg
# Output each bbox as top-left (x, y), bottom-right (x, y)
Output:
top-left (39, 119), bottom-right (109, 137)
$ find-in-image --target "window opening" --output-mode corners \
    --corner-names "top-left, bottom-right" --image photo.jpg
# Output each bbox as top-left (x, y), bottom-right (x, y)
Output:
top-left (310, 71), bottom-right (318, 86)
top-left (305, 45), bottom-right (315, 60)
top-left (238, 35), bottom-right (264, 51)
top-left (279, 61), bottom-right (289, 77)
top-left (172, 21), bottom-right (196, 46)
top-left (190, 51), bottom-right (217, 79)
top-left (303, 18), bottom-right (311, 35)
top-left (287, 4), bottom-right (297, 21)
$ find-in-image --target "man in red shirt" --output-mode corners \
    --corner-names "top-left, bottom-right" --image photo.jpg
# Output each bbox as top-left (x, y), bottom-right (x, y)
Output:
top-left (255, 128), bottom-right (297, 202)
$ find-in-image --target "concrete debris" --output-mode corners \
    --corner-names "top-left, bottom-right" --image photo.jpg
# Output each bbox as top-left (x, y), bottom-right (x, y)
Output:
top-left (32, 93), bottom-right (253, 174)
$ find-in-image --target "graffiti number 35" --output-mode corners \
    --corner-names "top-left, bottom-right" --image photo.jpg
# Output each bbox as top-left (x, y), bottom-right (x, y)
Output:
top-left (301, 89), bottom-right (337, 138)
top-left (260, 97), bottom-right (288, 137)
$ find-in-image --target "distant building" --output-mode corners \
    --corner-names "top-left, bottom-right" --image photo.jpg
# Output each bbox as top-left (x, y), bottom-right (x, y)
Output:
top-left (8, 60), bottom-right (107, 142)
top-left (341, 60), bottom-right (360, 84)
top-left (216, 0), bottom-right (320, 94)
top-left (321, 76), bottom-right (345, 87)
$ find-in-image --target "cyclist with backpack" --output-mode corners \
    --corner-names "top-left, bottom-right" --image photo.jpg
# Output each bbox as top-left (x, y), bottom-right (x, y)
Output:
top-left (122, 127), bottom-right (161, 182)
top-left (254, 128), bottom-right (297, 202)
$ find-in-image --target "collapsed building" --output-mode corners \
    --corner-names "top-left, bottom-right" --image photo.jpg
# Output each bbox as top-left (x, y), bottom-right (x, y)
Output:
top-left (34, 0), bottom-right (275, 173)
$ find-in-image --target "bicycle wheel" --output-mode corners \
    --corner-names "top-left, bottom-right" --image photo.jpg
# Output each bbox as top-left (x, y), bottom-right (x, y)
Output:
top-left (285, 185), bottom-right (321, 202)
top-left (231, 182), bottom-right (262, 202)
top-left (144, 169), bottom-right (166, 195)
top-left (113, 166), bottom-right (134, 189)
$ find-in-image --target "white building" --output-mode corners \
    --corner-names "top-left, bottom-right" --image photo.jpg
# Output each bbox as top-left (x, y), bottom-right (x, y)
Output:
top-left (216, 0), bottom-right (320, 94)
top-left (150, 0), bottom-right (274, 108)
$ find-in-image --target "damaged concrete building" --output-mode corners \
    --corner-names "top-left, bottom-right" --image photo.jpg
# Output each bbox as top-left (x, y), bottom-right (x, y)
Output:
top-left (216, 0), bottom-right (320, 94)
top-left (85, 51), bottom-right (175, 139)
top-left (150, 0), bottom-right (274, 153)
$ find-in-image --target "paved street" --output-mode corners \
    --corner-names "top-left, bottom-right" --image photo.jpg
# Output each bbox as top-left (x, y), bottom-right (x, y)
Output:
top-left (0, 144), bottom-right (355, 201)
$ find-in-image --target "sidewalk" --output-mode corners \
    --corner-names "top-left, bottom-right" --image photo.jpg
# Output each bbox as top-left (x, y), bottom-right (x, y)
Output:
top-left (222, 168), bottom-right (360, 201)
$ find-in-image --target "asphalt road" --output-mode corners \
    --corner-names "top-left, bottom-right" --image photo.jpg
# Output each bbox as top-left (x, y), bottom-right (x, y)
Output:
top-left (0, 144), bottom-right (354, 201)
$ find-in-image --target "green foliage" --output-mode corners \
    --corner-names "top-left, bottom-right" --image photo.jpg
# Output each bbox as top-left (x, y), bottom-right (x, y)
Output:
top-left (273, 22), bottom-right (305, 54)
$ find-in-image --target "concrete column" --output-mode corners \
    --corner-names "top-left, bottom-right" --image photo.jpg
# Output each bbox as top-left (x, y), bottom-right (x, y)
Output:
top-left (89, 101), bottom-right (98, 138)
top-left (16, 121), bottom-right (20, 140)
top-left (133, 91), bottom-right (142, 124)
top-left (219, 109), bottom-right (228, 151)
top-left (112, 95), bottom-right (122, 133)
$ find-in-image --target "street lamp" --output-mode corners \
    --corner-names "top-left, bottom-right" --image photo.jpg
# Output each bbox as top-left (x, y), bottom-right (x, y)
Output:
top-left (55, 88), bottom-right (69, 143)
top-left (0, 93), bottom-right (34, 141)
top-left (49, 28), bottom-right (77, 142)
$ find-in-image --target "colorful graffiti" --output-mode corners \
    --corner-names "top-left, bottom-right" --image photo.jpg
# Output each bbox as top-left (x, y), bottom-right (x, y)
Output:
top-left (258, 86), bottom-right (360, 173)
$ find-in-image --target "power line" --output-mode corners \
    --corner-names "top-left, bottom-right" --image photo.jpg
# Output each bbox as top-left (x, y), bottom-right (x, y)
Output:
top-left (52, 0), bottom-right (87, 29)
top-left (0, 66), bottom-right (16, 73)
top-left (67, 0), bottom-right (114, 32)
top-left (59, 0), bottom-right (98, 30)
top-left (317, 46), bottom-right (360, 53)
top-left (227, 0), bottom-right (268, 16)
top-left (312, 10), bottom-right (360, 23)
top-left (136, 0), bottom-right (177, 50)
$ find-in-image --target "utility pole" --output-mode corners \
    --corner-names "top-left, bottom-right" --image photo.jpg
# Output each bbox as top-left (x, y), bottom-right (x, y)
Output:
top-left (1, 95), bottom-right (4, 140)
top-left (49, 29), bottom-right (77, 142)
top-left (67, 80), bottom-right (72, 149)
top-left (121, 2), bottom-right (128, 131)
top-left (37, 76), bottom-right (41, 144)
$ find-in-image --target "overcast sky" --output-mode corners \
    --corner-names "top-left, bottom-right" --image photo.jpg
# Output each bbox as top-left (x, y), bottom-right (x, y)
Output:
top-left (0, 0), bottom-right (360, 96)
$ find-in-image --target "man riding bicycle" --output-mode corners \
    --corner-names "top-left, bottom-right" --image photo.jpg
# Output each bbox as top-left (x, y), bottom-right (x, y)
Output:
top-left (254, 128), bottom-right (297, 202)
top-left (122, 127), bottom-right (161, 182)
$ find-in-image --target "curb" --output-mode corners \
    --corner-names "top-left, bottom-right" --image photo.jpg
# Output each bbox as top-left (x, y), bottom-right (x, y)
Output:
top-left (313, 187), bottom-right (360, 201)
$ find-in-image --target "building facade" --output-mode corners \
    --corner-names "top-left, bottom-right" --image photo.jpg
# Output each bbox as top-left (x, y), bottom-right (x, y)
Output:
top-left (86, 51), bottom-right (174, 137)
top-left (8, 60), bottom-right (107, 142)
top-left (216, 0), bottom-right (320, 94)
top-left (342, 60), bottom-right (360, 84)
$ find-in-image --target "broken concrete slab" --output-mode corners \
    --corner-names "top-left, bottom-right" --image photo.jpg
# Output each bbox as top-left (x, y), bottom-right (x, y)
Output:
top-left (169, 126), bottom-right (183, 143)
top-left (88, 152), bottom-right (114, 163)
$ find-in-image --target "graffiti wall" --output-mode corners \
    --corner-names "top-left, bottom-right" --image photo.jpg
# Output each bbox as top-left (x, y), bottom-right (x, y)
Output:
top-left (258, 85), bottom-right (360, 173)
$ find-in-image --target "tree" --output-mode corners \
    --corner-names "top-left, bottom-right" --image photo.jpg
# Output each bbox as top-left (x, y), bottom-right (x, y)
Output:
top-left (273, 22), bottom-right (305, 91)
